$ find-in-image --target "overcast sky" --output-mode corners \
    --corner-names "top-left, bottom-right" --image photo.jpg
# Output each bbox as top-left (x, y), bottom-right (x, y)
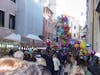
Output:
top-left (56, 0), bottom-right (86, 27)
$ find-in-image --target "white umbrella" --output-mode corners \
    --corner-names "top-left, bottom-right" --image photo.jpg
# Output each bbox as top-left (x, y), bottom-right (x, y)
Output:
top-left (26, 34), bottom-right (42, 41)
top-left (4, 33), bottom-right (21, 42)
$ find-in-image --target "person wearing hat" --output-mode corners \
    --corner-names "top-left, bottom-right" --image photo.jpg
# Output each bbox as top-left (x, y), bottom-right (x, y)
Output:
top-left (13, 50), bottom-right (24, 60)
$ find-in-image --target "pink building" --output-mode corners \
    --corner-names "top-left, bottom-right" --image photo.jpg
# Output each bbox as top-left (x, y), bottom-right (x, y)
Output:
top-left (0, 0), bottom-right (16, 29)
top-left (43, 7), bottom-right (53, 41)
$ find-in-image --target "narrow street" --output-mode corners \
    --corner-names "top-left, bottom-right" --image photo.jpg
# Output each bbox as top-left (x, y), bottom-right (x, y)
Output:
top-left (0, 0), bottom-right (100, 75)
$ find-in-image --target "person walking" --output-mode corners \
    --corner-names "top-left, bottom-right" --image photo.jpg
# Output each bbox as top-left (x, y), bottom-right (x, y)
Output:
top-left (53, 53), bottom-right (61, 75)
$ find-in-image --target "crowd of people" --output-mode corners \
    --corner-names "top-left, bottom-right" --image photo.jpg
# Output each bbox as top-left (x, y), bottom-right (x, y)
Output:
top-left (0, 46), bottom-right (100, 75)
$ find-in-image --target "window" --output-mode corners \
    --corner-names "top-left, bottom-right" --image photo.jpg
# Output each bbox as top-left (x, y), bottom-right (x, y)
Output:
top-left (9, 14), bottom-right (15, 30)
top-left (99, 16), bottom-right (100, 31)
top-left (74, 33), bottom-right (76, 37)
top-left (0, 10), bottom-right (4, 27)
top-left (10, 0), bottom-right (16, 3)
top-left (48, 22), bottom-right (50, 27)
top-left (74, 26), bottom-right (76, 29)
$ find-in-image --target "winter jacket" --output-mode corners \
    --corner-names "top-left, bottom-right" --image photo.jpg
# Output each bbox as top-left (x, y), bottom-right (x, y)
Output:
top-left (53, 57), bottom-right (61, 71)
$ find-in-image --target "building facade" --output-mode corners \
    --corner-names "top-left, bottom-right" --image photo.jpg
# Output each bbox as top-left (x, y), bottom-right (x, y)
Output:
top-left (87, 0), bottom-right (100, 51)
top-left (48, 0), bottom-right (56, 19)
top-left (0, 0), bottom-right (16, 39)
top-left (16, 0), bottom-right (43, 36)
top-left (43, 7), bottom-right (53, 41)
top-left (80, 25), bottom-right (88, 41)
top-left (68, 16), bottom-right (80, 39)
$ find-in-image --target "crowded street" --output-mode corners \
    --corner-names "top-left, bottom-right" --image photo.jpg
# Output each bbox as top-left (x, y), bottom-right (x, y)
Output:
top-left (0, 0), bottom-right (100, 75)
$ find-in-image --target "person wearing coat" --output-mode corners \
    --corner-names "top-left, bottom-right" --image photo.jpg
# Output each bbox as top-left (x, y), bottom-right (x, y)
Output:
top-left (88, 53), bottom-right (100, 75)
top-left (0, 57), bottom-right (51, 75)
top-left (53, 54), bottom-right (61, 75)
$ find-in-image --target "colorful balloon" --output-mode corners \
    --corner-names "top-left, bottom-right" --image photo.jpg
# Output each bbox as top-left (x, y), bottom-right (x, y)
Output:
top-left (67, 32), bottom-right (71, 36)
top-left (57, 16), bottom-right (60, 20)
top-left (83, 50), bottom-right (88, 55)
top-left (62, 39), bottom-right (67, 45)
top-left (91, 50), bottom-right (96, 55)
top-left (80, 41), bottom-right (86, 49)
top-left (86, 44), bottom-right (91, 47)
top-left (74, 44), bottom-right (79, 48)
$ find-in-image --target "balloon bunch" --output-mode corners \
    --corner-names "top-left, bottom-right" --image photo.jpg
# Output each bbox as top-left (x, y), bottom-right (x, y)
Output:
top-left (57, 15), bottom-right (68, 24)
top-left (56, 15), bottom-right (91, 54)
top-left (56, 15), bottom-right (73, 49)
top-left (79, 41), bottom-right (88, 56)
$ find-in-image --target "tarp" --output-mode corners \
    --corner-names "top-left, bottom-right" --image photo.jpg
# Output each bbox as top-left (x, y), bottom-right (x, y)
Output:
top-left (0, 27), bottom-right (12, 39)
top-left (4, 33), bottom-right (21, 42)
top-left (26, 34), bottom-right (42, 41)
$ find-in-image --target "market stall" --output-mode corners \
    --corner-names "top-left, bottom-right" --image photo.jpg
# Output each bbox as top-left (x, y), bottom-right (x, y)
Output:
top-left (26, 34), bottom-right (45, 47)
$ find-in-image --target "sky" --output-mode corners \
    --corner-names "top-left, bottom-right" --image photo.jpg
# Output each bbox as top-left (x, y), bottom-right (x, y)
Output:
top-left (56, 0), bottom-right (86, 27)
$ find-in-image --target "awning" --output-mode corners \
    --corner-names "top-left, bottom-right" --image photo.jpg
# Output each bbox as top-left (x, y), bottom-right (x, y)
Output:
top-left (33, 40), bottom-right (45, 47)
top-left (0, 27), bottom-right (12, 39)
top-left (4, 33), bottom-right (21, 42)
top-left (96, 1), bottom-right (100, 13)
top-left (4, 33), bottom-right (31, 43)
top-left (26, 34), bottom-right (42, 41)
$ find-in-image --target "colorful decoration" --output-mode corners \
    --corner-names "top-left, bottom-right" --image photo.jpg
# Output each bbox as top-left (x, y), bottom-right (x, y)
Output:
top-left (91, 50), bottom-right (96, 55)
top-left (86, 44), bottom-right (91, 47)
top-left (80, 41), bottom-right (86, 49)
top-left (56, 15), bottom-right (74, 50)
top-left (74, 44), bottom-right (79, 48)
top-left (46, 39), bottom-right (52, 46)
top-left (57, 15), bottom-right (68, 24)
top-left (56, 15), bottom-right (89, 56)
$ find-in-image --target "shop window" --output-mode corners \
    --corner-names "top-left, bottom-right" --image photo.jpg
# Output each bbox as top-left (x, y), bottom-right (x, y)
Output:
top-left (9, 14), bottom-right (15, 30)
top-left (10, 0), bottom-right (16, 3)
top-left (0, 10), bottom-right (4, 27)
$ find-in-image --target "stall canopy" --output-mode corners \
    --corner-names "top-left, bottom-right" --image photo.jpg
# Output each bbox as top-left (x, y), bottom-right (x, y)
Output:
top-left (26, 34), bottom-right (42, 41)
top-left (4, 33), bottom-right (21, 42)
top-left (26, 34), bottom-right (45, 47)
top-left (0, 27), bottom-right (12, 39)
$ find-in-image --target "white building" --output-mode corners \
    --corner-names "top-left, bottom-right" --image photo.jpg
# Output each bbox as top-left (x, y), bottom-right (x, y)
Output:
top-left (68, 16), bottom-right (80, 39)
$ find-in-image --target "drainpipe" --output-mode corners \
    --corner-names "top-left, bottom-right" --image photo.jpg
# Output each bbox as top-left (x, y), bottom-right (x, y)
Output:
top-left (92, 0), bottom-right (94, 50)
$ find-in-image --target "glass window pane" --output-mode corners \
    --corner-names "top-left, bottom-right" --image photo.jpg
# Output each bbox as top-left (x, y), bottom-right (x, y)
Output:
top-left (0, 10), bottom-right (4, 27)
top-left (9, 14), bottom-right (15, 30)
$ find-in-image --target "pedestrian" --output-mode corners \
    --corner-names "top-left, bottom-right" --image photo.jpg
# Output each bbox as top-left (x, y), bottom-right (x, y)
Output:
top-left (13, 50), bottom-right (24, 60)
top-left (41, 50), bottom-right (54, 75)
top-left (70, 65), bottom-right (85, 75)
top-left (8, 49), bottom-right (14, 56)
top-left (64, 61), bottom-right (71, 75)
top-left (88, 52), bottom-right (100, 75)
top-left (0, 57), bottom-right (51, 75)
top-left (53, 53), bottom-right (61, 75)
